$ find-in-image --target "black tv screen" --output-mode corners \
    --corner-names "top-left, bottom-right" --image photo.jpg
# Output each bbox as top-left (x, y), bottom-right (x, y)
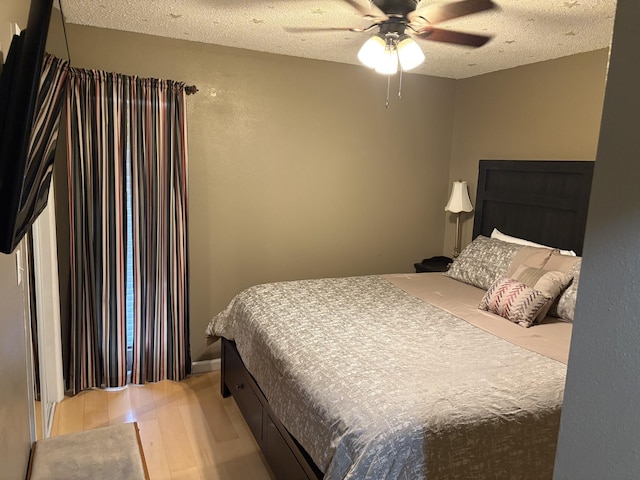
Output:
top-left (0, 0), bottom-right (63, 254)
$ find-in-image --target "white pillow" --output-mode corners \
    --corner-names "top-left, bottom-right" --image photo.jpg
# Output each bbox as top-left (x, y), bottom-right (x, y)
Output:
top-left (491, 228), bottom-right (577, 256)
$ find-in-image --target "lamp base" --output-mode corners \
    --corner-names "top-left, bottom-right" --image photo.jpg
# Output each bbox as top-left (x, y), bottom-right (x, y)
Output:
top-left (453, 213), bottom-right (462, 259)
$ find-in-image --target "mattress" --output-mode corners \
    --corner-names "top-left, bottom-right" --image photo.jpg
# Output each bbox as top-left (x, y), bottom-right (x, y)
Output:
top-left (207, 273), bottom-right (570, 479)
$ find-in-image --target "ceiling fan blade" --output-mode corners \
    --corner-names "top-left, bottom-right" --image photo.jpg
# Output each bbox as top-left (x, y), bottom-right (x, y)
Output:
top-left (283, 26), bottom-right (370, 33)
top-left (342, 0), bottom-right (389, 21)
top-left (415, 27), bottom-right (492, 47)
top-left (410, 0), bottom-right (497, 25)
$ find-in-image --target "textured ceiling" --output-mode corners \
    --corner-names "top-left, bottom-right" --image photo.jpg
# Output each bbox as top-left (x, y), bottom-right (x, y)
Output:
top-left (58, 0), bottom-right (617, 79)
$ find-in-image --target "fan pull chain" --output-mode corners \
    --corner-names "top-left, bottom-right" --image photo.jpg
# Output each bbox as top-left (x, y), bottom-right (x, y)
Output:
top-left (385, 73), bottom-right (391, 109)
top-left (384, 38), bottom-right (403, 108)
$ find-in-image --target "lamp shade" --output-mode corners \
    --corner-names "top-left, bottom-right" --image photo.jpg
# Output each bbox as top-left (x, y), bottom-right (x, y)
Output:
top-left (397, 35), bottom-right (425, 71)
top-left (357, 34), bottom-right (386, 69)
top-left (374, 41), bottom-right (399, 75)
top-left (445, 180), bottom-right (473, 213)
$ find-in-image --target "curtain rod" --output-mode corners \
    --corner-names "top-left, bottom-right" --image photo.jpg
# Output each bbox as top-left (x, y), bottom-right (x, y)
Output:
top-left (185, 85), bottom-right (198, 95)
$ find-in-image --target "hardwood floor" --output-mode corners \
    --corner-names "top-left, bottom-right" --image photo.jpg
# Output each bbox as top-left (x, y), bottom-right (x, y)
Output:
top-left (49, 371), bottom-right (274, 480)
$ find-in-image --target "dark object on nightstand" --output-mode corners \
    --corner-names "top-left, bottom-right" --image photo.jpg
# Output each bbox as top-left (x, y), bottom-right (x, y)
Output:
top-left (414, 256), bottom-right (453, 273)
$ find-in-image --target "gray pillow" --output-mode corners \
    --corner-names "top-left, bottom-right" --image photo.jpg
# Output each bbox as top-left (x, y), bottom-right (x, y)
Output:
top-left (542, 253), bottom-right (582, 322)
top-left (445, 236), bottom-right (525, 290)
top-left (554, 258), bottom-right (581, 322)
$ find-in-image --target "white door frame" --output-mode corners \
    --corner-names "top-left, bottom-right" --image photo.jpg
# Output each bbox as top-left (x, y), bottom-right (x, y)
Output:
top-left (31, 185), bottom-right (64, 438)
top-left (16, 242), bottom-right (38, 444)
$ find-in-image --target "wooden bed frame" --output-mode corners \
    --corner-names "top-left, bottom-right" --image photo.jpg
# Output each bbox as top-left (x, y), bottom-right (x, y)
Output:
top-left (220, 159), bottom-right (595, 479)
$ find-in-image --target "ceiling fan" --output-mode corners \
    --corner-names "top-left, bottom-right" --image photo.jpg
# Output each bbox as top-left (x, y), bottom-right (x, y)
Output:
top-left (287, 0), bottom-right (498, 74)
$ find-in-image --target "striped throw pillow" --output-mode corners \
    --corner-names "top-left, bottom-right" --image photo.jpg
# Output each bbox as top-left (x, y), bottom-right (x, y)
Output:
top-left (510, 265), bottom-right (573, 322)
top-left (479, 277), bottom-right (551, 328)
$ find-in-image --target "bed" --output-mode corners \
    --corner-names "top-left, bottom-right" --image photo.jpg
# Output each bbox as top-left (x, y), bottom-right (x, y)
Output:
top-left (206, 160), bottom-right (594, 479)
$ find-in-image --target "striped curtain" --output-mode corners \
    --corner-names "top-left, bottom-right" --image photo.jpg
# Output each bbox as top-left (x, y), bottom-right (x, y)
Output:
top-left (130, 79), bottom-right (191, 384)
top-left (66, 69), bottom-right (129, 392)
top-left (66, 68), bottom-right (190, 393)
top-left (23, 54), bottom-right (69, 230)
top-left (26, 53), bottom-right (68, 399)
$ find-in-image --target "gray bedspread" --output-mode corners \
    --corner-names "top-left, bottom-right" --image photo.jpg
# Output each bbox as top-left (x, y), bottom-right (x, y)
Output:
top-left (207, 275), bottom-right (566, 479)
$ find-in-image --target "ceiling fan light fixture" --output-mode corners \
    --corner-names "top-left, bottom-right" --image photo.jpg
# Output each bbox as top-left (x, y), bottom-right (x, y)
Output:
top-left (397, 34), bottom-right (425, 71)
top-left (357, 34), bottom-right (386, 69)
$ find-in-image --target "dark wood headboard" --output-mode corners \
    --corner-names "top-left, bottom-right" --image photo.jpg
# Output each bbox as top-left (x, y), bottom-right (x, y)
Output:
top-left (472, 160), bottom-right (594, 256)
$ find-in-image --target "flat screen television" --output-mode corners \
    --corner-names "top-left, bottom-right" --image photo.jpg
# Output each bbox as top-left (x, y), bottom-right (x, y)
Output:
top-left (0, 0), bottom-right (61, 254)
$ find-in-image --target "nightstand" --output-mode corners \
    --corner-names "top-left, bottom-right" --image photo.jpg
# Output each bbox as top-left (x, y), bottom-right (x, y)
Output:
top-left (414, 256), bottom-right (452, 273)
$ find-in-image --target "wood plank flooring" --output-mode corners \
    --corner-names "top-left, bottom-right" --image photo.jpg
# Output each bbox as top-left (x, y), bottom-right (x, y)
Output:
top-left (49, 371), bottom-right (274, 480)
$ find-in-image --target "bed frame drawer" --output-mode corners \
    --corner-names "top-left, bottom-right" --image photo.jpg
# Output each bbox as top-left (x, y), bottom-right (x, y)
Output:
top-left (223, 341), bottom-right (263, 440)
top-left (264, 413), bottom-right (309, 480)
top-left (221, 339), bottom-right (322, 480)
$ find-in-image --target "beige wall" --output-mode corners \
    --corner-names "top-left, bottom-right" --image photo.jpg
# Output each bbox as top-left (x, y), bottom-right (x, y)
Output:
top-left (0, 1), bottom-right (25, 57)
top-left (62, 25), bottom-right (457, 361)
top-left (0, 2), bottom-right (33, 478)
top-left (445, 50), bottom-right (609, 256)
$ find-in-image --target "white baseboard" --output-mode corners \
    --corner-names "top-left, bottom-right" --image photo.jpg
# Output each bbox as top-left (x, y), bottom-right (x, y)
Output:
top-left (192, 358), bottom-right (221, 374)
